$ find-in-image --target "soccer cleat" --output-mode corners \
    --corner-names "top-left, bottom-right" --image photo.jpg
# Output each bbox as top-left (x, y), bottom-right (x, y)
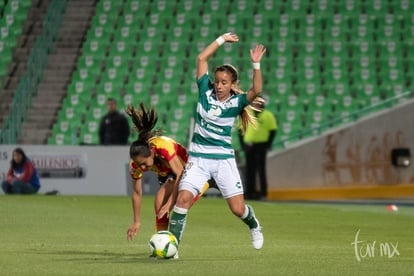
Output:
top-left (246, 204), bottom-right (264, 249)
top-left (173, 252), bottom-right (179, 259)
top-left (250, 225), bottom-right (264, 250)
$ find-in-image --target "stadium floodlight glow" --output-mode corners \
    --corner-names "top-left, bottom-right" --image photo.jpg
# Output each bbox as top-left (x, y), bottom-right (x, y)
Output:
top-left (391, 148), bottom-right (411, 168)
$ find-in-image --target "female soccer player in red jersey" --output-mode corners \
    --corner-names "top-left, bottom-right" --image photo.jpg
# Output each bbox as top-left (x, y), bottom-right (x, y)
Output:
top-left (125, 102), bottom-right (213, 241)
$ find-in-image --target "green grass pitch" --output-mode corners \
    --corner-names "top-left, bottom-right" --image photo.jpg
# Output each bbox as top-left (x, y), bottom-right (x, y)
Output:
top-left (0, 195), bottom-right (413, 275)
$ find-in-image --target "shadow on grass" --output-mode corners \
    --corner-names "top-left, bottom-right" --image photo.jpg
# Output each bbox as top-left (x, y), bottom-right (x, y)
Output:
top-left (30, 248), bottom-right (244, 264)
top-left (30, 249), bottom-right (165, 264)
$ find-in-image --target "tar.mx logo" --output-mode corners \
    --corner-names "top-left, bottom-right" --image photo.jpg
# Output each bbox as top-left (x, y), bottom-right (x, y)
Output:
top-left (351, 229), bottom-right (400, 262)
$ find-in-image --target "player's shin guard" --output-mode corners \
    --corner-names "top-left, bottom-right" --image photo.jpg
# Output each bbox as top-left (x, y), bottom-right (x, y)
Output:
top-left (155, 213), bottom-right (169, 231)
top-left (241, 204), bottom-right (259, 229)
top-left (168, 206), bottom-right (188, 245)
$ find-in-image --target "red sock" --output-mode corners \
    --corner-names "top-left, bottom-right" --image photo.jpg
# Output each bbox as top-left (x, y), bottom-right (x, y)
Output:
top-left (155, 213), bottom-right (169, 231)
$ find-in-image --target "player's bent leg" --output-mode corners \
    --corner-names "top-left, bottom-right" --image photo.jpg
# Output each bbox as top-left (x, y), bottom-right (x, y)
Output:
top-left (169, 190), bottom-right (193, 244)
top-left (227, 195), bottom-right (263, 250)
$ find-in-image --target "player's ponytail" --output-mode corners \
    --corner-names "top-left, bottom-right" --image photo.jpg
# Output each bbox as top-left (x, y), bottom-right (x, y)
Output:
top-left (126, 102), bottom-right (162, 158)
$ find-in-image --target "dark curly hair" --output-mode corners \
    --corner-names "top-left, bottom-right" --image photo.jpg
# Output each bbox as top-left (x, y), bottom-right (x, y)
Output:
top-left (125, 102), bottom-right (162, 159)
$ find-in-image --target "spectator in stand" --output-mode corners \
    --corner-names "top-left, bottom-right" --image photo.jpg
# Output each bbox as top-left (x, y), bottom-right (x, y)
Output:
top-left (98, 98), bottom-right (130, 145)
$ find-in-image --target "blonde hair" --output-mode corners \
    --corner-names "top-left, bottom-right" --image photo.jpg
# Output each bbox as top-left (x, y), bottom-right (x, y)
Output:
top-left (215, 64), bottom-right (264, 133)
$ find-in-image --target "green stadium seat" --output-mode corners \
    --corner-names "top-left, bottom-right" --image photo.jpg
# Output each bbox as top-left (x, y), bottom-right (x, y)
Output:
top-left (90, 12), bottom-right (119, 29)
top-left (124, 0), bottom-right (141, 13)
top-left (124, 81), bottom-right (151, 99)
top-left (96, 0), bottom-right (123, 14)
top-left (390, 0), bottom-right (412, 17)
top-left (296, 65), bottom-right (320, 85)
top-left (48, 132), bottom-right (79, 145)
top-left (67, 78), bottom-right (96, 96)
top-left (90, 93), bottom-right (121, 109)
top-left (100, 66), bottom-right (129, 84)
top-left (85, 25), bottom-right (112, 44)
top-left (108, 40), bottom-right (136, 60)
top-left (306, 95), bottom-right (330, 111)
top-left (310, 1), bottom-right (336, 18)
top-left (338, 1), bottom-right (364, 17)
top-left (79, 131), bottom-right (99, 145)
top-left (81, 40), bottom-right (108, 60)
top-left (62, 93), bottom-right (90, 109)
top-left (128, 67), bottom-right (147, 82)
top-left (146, 0), bottom-right (175, 16)
top-left (366, 0), bottom-right (389, 14)
top-left (95, 79), bottom-right (124, 95)
top-left (332, 94), bottom-right (359, 113)
top-left (165, 121), bottom-right (190, 145)
top-left (303, 108), bottom-right (331, 129)
top-left (175, 0), bottom-right (197, 14)
top-left (113, 25), bottom-right (138, 42)
top-left (256, 0), bottom-right (282, 13)
top-left (282, 1), bottom-right (308, 15)
top-left (76, 54), bottom-right (104, 73)
top-left (277, 119), bottom-right (303, 142)
top-left (52, 120), bottom-right (74, 135)
top-left (322, 64), bottom-right (349, 90)
top-left (117, 13), bottom-right (143, 30)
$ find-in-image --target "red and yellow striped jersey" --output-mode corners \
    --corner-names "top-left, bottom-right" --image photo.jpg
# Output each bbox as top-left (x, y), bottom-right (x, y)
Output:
top-left (129, 136), bottom-right (188, 180)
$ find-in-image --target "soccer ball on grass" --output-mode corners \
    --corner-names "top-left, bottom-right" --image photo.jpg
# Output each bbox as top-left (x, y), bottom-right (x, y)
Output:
top-left (148, 230), bottom-right (178, 259)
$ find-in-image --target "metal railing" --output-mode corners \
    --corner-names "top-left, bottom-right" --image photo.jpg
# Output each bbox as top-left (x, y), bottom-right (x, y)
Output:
top-left (0, 0), bottom-right (67, 144)
top-left (274, 91), bottom-right (414, 149)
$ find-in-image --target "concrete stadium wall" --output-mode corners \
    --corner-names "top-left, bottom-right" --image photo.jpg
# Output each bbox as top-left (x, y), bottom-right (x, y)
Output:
top-left (266, 99), bottom-right (414, 200)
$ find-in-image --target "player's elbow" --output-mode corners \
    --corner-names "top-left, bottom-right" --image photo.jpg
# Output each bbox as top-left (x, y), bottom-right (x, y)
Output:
top-left (197, 53), bottom-right (208, 64)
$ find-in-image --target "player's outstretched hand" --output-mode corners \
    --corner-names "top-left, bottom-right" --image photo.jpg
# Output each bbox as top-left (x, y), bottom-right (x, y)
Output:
top-left (250, 44), bottom-right (266, 63)
top-left (221, 32), bottom-right (239, 43)
top-left (127, 222), bottom-right (141, 241)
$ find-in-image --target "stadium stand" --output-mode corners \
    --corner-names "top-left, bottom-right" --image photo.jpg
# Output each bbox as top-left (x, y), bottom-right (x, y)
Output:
top-left (1, 0), bottom-right (413, 149)
top-left (47, 0), bottom-right (414, 147)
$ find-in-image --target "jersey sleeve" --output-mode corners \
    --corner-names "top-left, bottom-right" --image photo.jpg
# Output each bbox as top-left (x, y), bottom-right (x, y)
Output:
top-left (238, 93), bottom-right (250, 110)
top-left (129, 160), bottom-right (143, 180)
top-left (196, 73), bottom-right (213, 95)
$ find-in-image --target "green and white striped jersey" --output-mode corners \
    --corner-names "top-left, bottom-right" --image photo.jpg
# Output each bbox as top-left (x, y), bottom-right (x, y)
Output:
top-left (189, 74), bottom-right (249, 159)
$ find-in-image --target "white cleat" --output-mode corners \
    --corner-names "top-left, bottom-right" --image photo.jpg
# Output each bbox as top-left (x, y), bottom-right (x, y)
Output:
top-left (250, 225), bottom-right (264, 249)
top-left (246, 205), bottom-right (264, 249)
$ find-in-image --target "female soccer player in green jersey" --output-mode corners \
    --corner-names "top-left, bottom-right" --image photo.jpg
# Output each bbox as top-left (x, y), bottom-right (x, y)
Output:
top-left (168, 32), bottom-right (266, 254)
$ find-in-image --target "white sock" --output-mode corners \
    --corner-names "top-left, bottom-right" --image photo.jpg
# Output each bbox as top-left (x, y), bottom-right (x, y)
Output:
top-left (173, 206), bottom-right (188, 215)
top-left (241, 205), bottom-right (249, 219)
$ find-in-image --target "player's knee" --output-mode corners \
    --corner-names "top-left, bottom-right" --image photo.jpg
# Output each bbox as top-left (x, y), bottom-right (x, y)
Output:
top-left (175, 190), bottom-right (193, 209)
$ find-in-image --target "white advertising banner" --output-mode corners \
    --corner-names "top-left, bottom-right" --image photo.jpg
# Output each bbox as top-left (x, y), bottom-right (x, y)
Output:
top-left (0, 146), bottom-right (134, 195)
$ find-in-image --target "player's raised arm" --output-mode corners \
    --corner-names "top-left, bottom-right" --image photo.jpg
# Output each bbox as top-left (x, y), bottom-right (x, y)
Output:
top-left (196, 32), bottom-right (239, 79)
top-left (246, 44), bottom-right (266, 103)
